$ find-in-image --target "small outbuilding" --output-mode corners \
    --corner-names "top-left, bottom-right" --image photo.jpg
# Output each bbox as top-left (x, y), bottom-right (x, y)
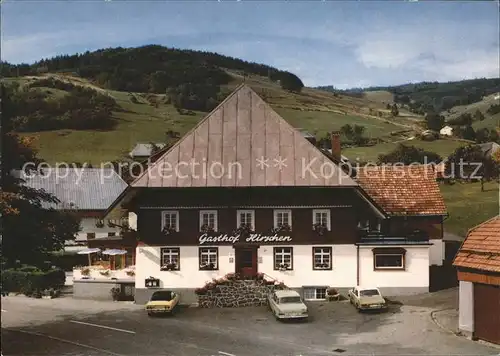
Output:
top-left (453, 216), bottom-right (500, 344)
top-left (440, 126), bottom-right (454, 136)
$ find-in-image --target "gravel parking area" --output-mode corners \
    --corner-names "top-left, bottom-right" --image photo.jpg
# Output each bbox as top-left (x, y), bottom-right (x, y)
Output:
top-left (2, 289), bottom-right (498, 356)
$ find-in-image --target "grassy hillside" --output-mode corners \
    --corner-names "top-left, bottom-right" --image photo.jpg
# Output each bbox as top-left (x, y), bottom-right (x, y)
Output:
top-left (441, 181), bottom-right (499, 237)
top-left (343, 138), bottom-right (467, 163)
top-left (4, 73), bottom-right (408, 164)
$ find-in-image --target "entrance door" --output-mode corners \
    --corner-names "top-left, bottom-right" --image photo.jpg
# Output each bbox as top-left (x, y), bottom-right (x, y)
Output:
top-left (235, 247), bottom-right (257, 277)
top-left (474, 283), bottom-right (500, 344)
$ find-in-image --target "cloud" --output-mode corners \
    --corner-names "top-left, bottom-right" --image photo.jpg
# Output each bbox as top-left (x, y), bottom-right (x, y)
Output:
top-left (1, 2), bottom-right (498, 88)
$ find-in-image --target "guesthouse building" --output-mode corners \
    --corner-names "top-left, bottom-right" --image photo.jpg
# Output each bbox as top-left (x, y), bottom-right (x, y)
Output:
top-left (106, 85), bottom-right (448, 304)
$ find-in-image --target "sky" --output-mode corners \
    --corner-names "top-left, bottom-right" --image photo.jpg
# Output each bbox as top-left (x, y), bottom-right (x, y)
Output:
top-left (1, 1), bottom-right (499, 89)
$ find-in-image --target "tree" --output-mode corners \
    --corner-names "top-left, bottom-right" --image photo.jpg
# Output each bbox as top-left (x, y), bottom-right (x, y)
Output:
top-left (279, 72), bottom-right (304, 93)
top-left (474, 110), bottom-right (485, 121)
top-left (461, 125), bottom-right (476, 141)
top-left (445, 145), bottom-right (499, 191)
top-left (425, 112), bottom-right (445, 131)
top-left (1, 86), bottom-right (81, 267)
top-left (340, 124), bottom-right (367, 146)
top-left (340, 124), bottom-right (354, 138)
top-left (391, 104), bottom-right (399, 117)
top-left (377, 144), bottom-right (442, 165)
top-left (475, 128), bottom-right (490, 143)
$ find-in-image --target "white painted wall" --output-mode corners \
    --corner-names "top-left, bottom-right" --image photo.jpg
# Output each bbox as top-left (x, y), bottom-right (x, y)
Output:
top-left (75, 217), bottom-right (122, 241)
top-left (128, 212), bottom-right (137, 230)
top-left (429, 239), bottom-right (444, 266)
top-left (459, 281), bottom-right (474, 334)
top-left (136, 244), bottom-right (431, 290)
top-left (440, 126), bottom-right (453, 136)
top-left (258, 244), bottom-right (357, 288)
top-left (136, 245), bottom-right (234, 289)
top-left (358, 246), bottom-right (429, 288)
top-left (136, 244), bottom-right (357, 289)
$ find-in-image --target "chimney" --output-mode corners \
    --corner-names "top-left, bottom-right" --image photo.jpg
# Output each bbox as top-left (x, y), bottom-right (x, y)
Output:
top-left (330, 131), bottom-right (341, 162)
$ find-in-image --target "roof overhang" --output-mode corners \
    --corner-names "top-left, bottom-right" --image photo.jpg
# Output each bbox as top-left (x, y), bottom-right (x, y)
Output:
top-left (103, 187), bottom-right (138, 220)
top-left (353, 187), bottom-right (387, 219)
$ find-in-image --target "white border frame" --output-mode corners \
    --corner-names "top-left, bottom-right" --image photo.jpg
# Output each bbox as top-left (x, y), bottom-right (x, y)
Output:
top-left (312, 209), bottom-right (331, 231)
top-left (273, 209), bottom-right (292, 229)
top-left (302, 287), bottom-right (328, 301)
top-left (199, 210), bottom-right (218, 232)
top-left (161, 210), bottom-right (180, 232)
top-left (236, 209), bottom-right (255, 230)
top-left (374, 253), bottom-right (405, 270)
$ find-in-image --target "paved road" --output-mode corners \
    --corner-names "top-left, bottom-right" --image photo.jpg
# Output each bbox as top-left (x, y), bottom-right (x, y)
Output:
top-left (2, 290), bottom-right (499, 356)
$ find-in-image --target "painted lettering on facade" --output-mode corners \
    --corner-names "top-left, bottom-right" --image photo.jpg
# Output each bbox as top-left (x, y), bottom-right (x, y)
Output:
top-left (199, 233), bottom-right (292, 245)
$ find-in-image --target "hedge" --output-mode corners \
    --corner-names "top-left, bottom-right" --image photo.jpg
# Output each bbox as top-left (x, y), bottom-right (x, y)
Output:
top-left (2, 266), bottom-right (65, 297)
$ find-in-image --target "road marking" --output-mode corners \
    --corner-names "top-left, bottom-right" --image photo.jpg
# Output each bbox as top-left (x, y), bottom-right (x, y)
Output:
top-left (218, 352), bottom-right (236, 356)
top-left (2, 328), bottom-right (123, 355)
top-left (70, 320), bottom-right (136, 334)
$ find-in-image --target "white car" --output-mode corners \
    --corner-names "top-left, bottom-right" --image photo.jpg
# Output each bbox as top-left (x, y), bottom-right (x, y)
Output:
top-left (267, 290), bottom-right (309, 321)
top-left (348, 286), bottom-right (388, 311)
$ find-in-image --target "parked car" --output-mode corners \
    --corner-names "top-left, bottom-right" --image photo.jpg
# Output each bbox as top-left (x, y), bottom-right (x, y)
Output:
top-left (267, 290), bottom-right (308, 321)
top-left (348, 286), bottom-right (387, 311)
top-left (145, 290), bottom-right (180, 316)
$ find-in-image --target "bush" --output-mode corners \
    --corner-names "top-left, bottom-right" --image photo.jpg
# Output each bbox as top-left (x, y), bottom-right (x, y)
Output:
top-left (1, 267), bottom-right (65, 296)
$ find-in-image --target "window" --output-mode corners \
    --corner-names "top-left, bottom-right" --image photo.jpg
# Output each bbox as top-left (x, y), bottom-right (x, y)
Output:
top-left (313, 247), bottom-right (332, 270)
top-left (370, 219), bottom-right (381, 232)
top-left (373, 248), bottom-right (406, 270)
top-left (303, 287), bottom-right (327, 300)
top-left (273, 209), bottom-right (292, 229)
top-left (161, 211), bottom-right (179, 232)
top-left (358, 219), bottom-right (369, 230)
top-left (374, 254), bottom-right (404, 269)
top-left (160, 248), bottom-right (180, 270)
top-left (199, 247), bottom-right (218, 270)
top-left (199, 210), bottom-right (218, 231)
top-left (358, 219), bottom-right (381, 231)
top-left (237, 209), bottom-right (255, 230)
top-left (273, 247), bottom-right (293, 270)
top-left (312, 209), bottom-right (331, 230)
top-left (86, 232), bottom-right (95, 240)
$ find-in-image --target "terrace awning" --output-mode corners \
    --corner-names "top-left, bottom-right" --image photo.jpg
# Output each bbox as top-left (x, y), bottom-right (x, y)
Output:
top-left (102, 249), bottom-right (127, 256)
top-left (77, 248), bottom-right (101, 255)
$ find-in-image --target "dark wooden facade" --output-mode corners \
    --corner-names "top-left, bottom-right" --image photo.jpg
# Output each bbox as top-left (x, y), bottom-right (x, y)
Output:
top-left (129, 186), bottom-right (439, 246)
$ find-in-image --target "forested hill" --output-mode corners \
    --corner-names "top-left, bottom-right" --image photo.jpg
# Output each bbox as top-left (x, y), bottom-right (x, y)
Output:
top-left (1, 45), bottom-right (304, 111)
top-left (317, 78), bottom-right (500, 115)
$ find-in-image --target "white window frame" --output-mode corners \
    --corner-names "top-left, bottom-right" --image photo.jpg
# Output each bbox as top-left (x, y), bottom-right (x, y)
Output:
top-left (236, 209), bottom-right (255, 230)
top-left (199, 247), bottom-right (218, 269)
top-left (161, 210), bottom-right (180, 232)
top-left (273, 247), bottom-right (293, 270)
top-left (374, 253), bottom-right (405, 270)
top-left (313, 247), bottom-right (332, 270)
top-left (160, 247), bottom-right (180, 270)
top-left (273, 209), bottom-right (292, 230)
top-left (303, 287), bottom-right (327, 301)
top-left (312, 209), bottom-right (331, 230)
top-left (199, 210), bottom-right (218, 231)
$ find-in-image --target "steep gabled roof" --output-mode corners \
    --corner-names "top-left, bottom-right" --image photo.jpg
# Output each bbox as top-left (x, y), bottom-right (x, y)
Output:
top-left (356, 165), bottom-right (447, 216)
top-left (453, 216), bottom-right (500, 273)
top-left (132, 84), bottom-right (357, 188)
top-left (20, 168), bottom-right (127, 210)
